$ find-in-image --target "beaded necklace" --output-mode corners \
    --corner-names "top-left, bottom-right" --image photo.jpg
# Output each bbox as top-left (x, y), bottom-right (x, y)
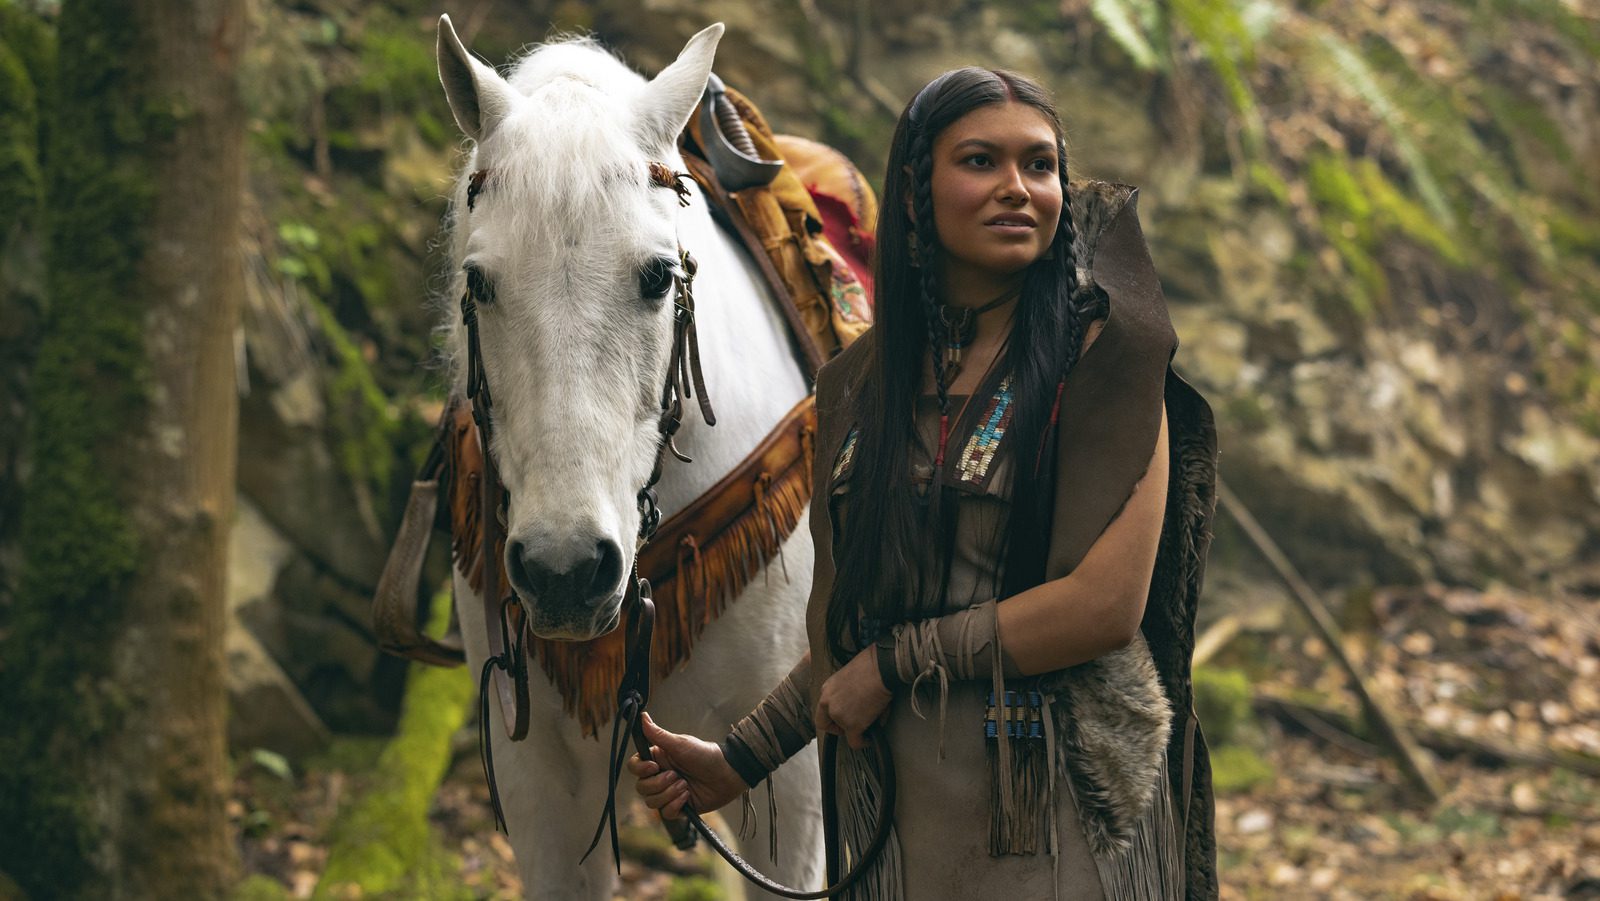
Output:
top-left (935, 288), bottom-right (1019, 379)
top-left (933, 291), bottom-right (1016, 468)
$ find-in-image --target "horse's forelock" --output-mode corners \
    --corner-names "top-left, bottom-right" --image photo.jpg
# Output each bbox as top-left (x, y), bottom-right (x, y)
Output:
top-left (435, 37), bottom-right (678, 389)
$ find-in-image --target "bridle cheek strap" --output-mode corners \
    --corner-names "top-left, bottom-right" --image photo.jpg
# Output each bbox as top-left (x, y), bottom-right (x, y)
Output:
top-left (458, 184), bottom-right (714, 828)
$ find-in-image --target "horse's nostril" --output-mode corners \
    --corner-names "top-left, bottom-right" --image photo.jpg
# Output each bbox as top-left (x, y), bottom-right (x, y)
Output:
top-left (507, 539), bottom-right (540, 594)
top-left (587, 539), bottom-right (623, 603)
top-left (505, 533), bottom-right (621, 606)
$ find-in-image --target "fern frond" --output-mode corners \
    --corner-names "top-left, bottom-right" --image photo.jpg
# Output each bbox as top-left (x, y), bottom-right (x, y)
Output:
top-left (1089, 0), bottom-right (1169, 71)
top-left (1170, 0), bottom-right (1272, 152)
top-left (1303, 29), bottom-right (1455, 230)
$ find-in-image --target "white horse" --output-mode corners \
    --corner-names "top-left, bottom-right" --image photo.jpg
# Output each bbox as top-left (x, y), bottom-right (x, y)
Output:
top-left (434, 16), bottom-right (822, 899)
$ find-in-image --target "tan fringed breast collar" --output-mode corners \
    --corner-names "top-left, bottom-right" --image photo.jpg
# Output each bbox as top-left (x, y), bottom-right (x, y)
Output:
top-left (447, 395), bottom-right (817, 737)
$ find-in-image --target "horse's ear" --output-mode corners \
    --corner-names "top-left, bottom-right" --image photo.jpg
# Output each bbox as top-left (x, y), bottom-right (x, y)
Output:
top-left (634, 23), bottom-right (724, 151)
top-left (437, 14), bottom-right (517, 142)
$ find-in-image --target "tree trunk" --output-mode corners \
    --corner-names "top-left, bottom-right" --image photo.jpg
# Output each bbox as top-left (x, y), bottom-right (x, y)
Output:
top-left (0, 0), bottom-right (247, 897)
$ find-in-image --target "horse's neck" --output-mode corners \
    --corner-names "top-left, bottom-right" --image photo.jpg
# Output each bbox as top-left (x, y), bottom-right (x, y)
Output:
top-left (650, 183), bottom-right (811, 521)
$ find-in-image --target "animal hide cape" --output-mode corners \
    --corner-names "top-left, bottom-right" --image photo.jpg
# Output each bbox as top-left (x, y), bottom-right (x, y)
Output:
top-left (805, 179), bottom-right (1220, 899)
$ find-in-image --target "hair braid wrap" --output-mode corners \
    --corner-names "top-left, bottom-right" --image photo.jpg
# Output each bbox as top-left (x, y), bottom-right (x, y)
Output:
top-left (909, 129), bottom-right (951, 418)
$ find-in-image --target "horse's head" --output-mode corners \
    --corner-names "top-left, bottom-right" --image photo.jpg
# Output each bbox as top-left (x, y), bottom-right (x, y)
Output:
top-left (436, 16), bottom-right (721, 640)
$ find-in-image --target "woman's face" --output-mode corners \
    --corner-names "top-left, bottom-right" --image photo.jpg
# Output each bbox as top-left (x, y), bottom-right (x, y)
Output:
top-left (927, 101), bottom-right (1063, 299)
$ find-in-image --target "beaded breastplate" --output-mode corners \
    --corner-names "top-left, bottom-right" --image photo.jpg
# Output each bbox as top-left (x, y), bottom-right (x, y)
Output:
top-left (830, 372), bottom-right (1018, 497)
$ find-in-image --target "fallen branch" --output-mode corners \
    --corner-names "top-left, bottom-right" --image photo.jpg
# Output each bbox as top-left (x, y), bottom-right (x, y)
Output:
top-left (1253, 692), bottom-right (1600, 779)
top-left (1192, 613), bottom-right (1243, 669)
top-left (1217, 478), bottom-right (1445, 803)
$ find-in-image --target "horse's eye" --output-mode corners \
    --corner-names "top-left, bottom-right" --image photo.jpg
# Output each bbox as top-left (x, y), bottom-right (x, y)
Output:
top-left (639, 257), bottom-right (678, 302)
top-left (463, 262), bottom-right (495, 305)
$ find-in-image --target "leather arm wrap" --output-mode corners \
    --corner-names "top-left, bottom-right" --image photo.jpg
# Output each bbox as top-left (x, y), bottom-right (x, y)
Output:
top-left (875, 599), bottom-right (1021, 691)
top-left (720, 655), bottom-right (816, 788)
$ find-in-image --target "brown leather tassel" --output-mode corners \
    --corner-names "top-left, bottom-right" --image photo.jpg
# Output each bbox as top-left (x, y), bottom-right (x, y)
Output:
top-left (987, 721), bottom-right (1049, 855)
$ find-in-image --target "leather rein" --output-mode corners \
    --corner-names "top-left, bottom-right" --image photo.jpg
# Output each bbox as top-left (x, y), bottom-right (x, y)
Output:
top-left (461, 162), bottom-right (892, 899)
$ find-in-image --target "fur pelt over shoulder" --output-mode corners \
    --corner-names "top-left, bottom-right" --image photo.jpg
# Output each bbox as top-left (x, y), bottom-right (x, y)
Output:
top-left (1050, 178), bottom-right (1221, 899)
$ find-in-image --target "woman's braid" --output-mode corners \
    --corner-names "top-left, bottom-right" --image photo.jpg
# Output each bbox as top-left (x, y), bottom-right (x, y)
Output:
top-left (1056, 150), bottom-right (1089, 364)
top-left (909, 130), bottom-right (951, 416)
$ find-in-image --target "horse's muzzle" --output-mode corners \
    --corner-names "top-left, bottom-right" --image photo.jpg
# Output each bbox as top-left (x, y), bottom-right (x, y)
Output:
top-left (506, 531), bottom-right (626, 638)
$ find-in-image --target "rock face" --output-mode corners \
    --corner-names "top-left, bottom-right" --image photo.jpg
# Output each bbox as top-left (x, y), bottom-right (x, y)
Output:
top-left (213, 0), bottom-right (1600, 728)
top-left (573, 0), bottom-right (1600, 589)
top-left (8, 0), bottom-right (1596, 747)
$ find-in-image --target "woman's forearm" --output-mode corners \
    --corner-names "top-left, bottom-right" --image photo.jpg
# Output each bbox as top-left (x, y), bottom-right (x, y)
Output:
top-left (997, 406), bottom-right (1169, 674)
top-left (721, 651), bottom-right (815, 787)
top-left (874, 409), bottom-right (1168, 684)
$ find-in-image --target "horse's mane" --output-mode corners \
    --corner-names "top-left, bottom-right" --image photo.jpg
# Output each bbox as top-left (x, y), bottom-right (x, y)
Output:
top-left (431, 36), bottom-right (663, 386)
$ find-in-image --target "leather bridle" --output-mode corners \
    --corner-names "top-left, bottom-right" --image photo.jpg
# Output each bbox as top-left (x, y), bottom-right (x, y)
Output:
top-left (460, 163), bottom-right (892, 898)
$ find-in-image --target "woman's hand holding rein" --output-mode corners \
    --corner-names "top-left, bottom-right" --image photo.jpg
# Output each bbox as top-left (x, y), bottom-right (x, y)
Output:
top-left (628, 714), bottom-right (750, 821)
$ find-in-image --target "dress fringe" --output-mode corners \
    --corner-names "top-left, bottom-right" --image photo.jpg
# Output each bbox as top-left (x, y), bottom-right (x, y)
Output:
top-left (838, 744), bottom-right (904, 901)
top-left (1082, 752), bottom-right (1186, 900)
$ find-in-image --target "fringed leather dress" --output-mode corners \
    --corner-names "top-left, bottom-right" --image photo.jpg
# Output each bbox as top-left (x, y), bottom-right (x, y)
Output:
top-left (803, 180), bottom-right (1221, 900)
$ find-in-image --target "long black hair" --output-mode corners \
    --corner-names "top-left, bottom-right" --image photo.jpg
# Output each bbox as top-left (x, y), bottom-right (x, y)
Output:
top-left (825, 67), bottom-right (1099, 666)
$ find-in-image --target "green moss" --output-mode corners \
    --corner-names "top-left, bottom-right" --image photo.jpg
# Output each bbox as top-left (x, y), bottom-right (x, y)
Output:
top-left (1169, 0), bottom-right (1265, 154)
top-left (1430, 804), bottom-right (1501, 838)
top-left (1354, 161), bottom-right (1465, 264)
top-left (1192, 665), bottom-right (1252, 746)
top-left (309, 734), bottom-right (389, 774)
top-left (270, 209), bottom-right (415, 516)
top-left (1246, 161), bottom-right (1288, 206)
top-left (350, 13), bottom-right (451, 147)
top-left (252, 23), bottom-right (446, 522)
top-left (667, 876), bottom-right (727, 901)
top-left (0, 0), bottom-right (158, 894)
top-left (1088, 0), bottom-right (1170, 72)
top-left (1547, 208), bottom-right (1600, 260)
top-left (1208, 744), bottom-right (1275, 794)
top-left (1305, 149), bottom-right (1480, 314)
top-left (1479, 82), bottom-right (1575, 167)
top-left (232, 874), bottom-right (293, 901)
top-left (0, 42), bottom-right (40, 220)
top-left (313, 592), bottom-right (475, 900)
top-left (305, 292), bottom-right (404, 518)
top-left (1471, 0), bottom-right (1600, 59)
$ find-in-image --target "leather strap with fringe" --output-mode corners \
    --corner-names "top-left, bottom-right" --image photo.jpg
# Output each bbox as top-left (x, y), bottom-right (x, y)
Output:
top-left (450, 395), bottom-right (818, 736)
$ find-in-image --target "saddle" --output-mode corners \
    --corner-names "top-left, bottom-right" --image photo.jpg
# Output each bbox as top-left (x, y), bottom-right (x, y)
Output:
top-left (681, 75), bottom-right (875, 371)
top-left (373, 77), bottom-right (877, 736)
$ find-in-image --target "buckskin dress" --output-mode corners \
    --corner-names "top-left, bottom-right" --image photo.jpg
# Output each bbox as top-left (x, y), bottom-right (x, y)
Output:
top-left (825, 381), bottom-right (1110, 899)
top-left (803, 180), bottom-right (1221, 900)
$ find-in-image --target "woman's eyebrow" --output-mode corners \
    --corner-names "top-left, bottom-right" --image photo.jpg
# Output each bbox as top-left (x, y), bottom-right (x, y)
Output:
top-left (951, 138), bottom-right (1057, 154)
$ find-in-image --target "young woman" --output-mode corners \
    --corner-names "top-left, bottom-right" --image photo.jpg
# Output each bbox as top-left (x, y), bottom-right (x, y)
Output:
top-left (630, 67), bottom-right (1220, 899)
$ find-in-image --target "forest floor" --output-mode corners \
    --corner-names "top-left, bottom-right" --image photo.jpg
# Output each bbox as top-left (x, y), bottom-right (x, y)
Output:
top-left (232, 582), bottom-right (1600, 900)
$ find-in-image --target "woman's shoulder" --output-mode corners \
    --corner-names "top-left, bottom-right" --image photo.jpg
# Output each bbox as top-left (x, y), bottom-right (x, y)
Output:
top-left (814, 332), bottom-right (873, 406)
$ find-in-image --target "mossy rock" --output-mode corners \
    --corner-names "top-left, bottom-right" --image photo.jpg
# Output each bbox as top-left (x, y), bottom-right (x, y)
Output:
top-left (312, 592), bottom-right (474, 900)
top-left (1192, 665), bottom-right (1252, 746)
top-left (667, 875), bottom-right (727, 901)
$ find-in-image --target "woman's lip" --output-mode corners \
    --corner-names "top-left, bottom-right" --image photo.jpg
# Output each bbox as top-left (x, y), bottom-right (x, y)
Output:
top-left (985, 221), bottom-right (1035, 232)
top-left (985, 216), bottom-right (1036, 227)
